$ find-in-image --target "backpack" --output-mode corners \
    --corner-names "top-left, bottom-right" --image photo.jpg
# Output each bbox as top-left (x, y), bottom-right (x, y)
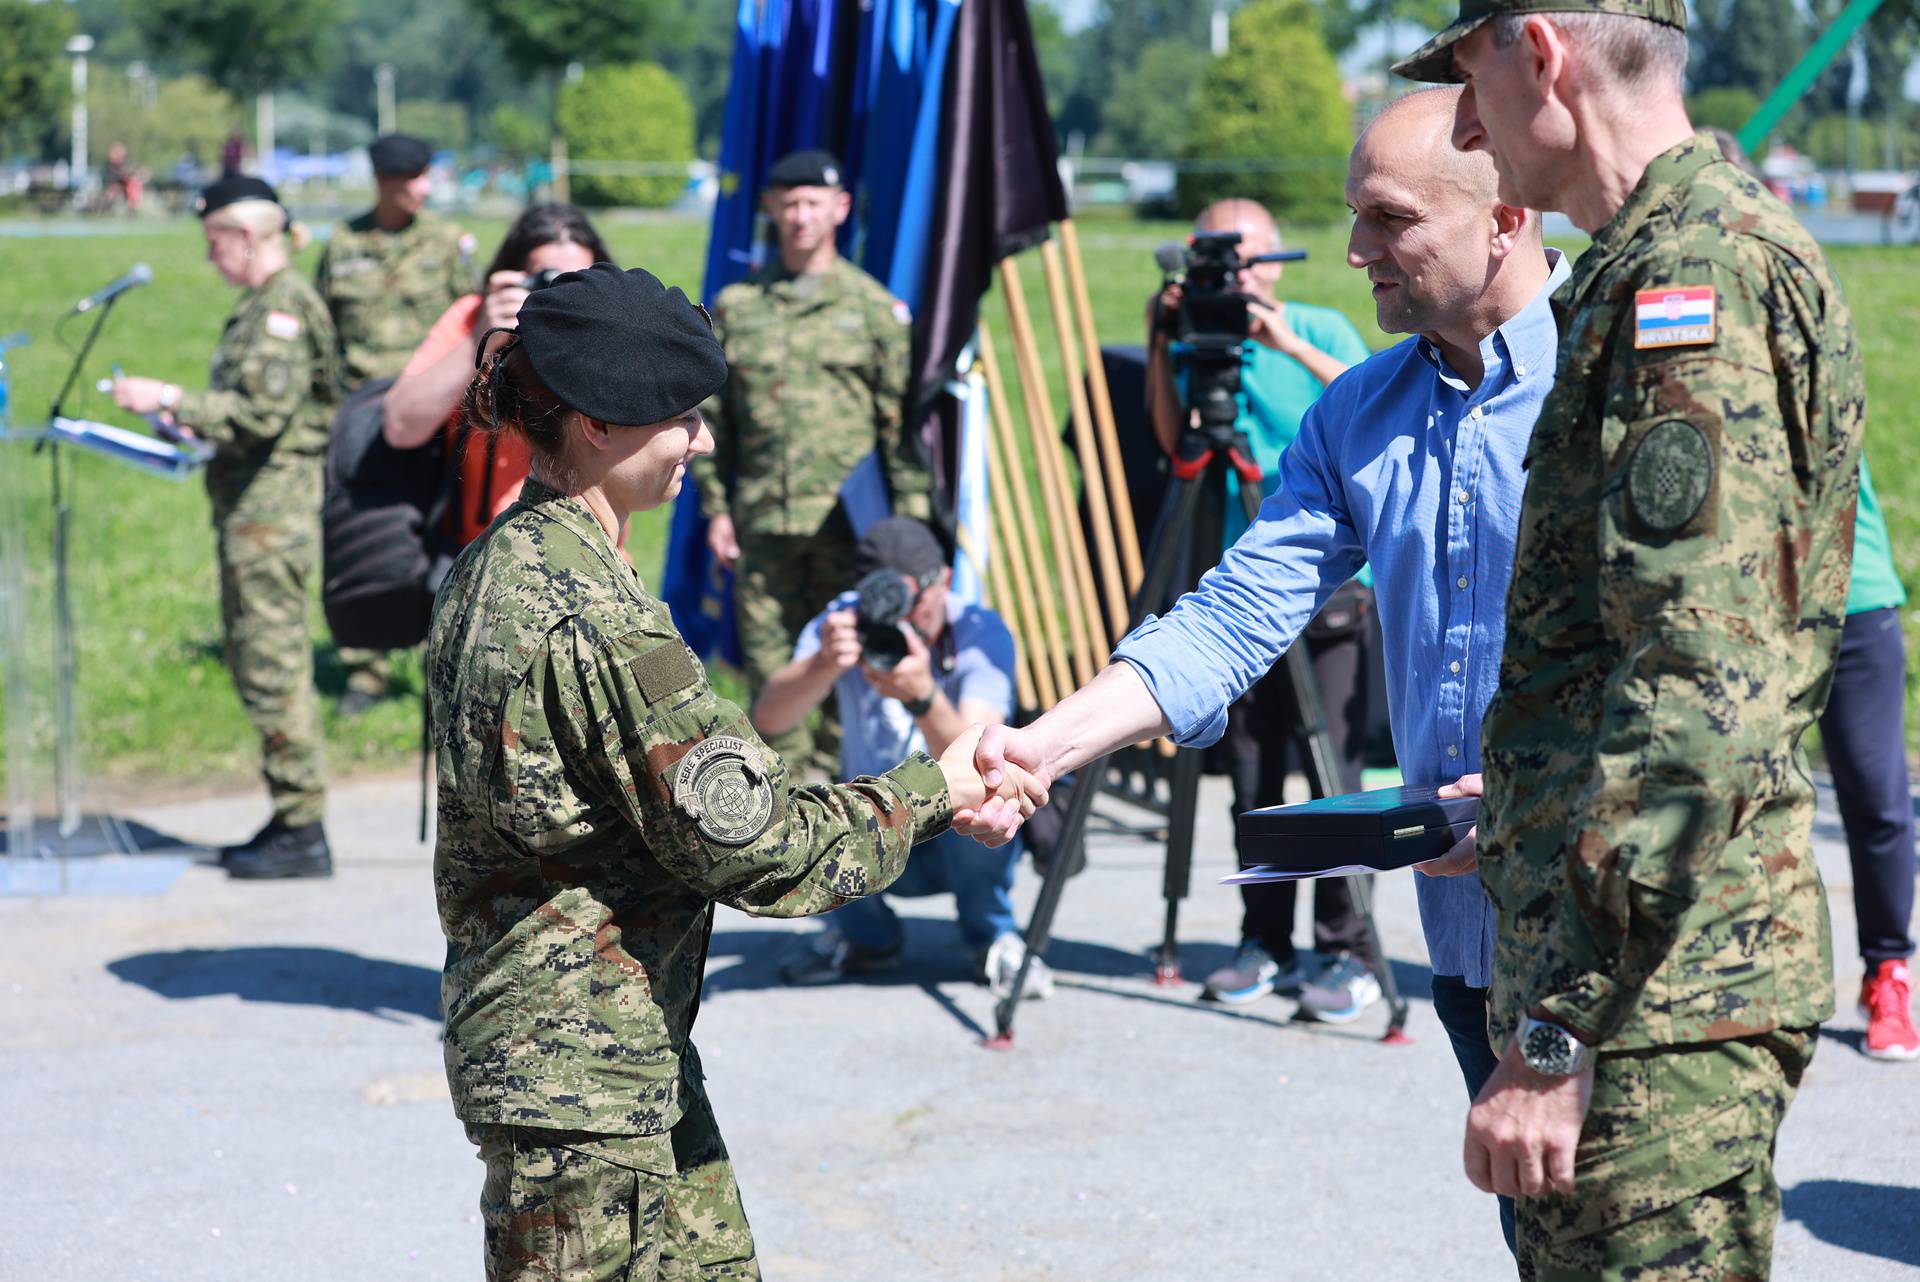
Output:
top-left (321, 377), bottom-right (460, 651)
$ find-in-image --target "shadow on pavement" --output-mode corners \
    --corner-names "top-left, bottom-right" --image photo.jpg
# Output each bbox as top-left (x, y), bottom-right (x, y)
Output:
top-left (1782, 1179), bottom-right (1920, 1267)
top-left (108, 946), bottom-right (441, 1023)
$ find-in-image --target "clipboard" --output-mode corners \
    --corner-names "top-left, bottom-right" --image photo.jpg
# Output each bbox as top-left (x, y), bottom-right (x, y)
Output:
top-left (49, 416), bottom-right (210, 480)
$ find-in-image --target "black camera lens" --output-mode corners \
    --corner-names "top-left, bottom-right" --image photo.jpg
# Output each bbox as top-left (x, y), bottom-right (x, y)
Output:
top-left (853, 569), bottom-right (915, 671)
top-left (522, 268), bottom-right (566, 292)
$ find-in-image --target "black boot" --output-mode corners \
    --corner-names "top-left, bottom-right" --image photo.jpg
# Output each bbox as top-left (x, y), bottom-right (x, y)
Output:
top-left (217, 819), bottom-right (284, 868)
top-left (226, 822), bottom-right (333, 880)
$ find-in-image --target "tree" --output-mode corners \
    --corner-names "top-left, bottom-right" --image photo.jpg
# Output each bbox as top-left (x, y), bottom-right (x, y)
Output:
top-left (1688, 0), bottom-right (1809, 97)
top-left (1097, 38), bottom-right (1209, 156)
top-left (464, 0), bottom-right (673, 77)
top-left (1688, 87), bottom-right (1761, 135)
top-left (1054, 0), bottom-right (1218, 147)
top-left (397, 100), bottom-right (472, 152)
top-left (131, 0), bottom-right (338, 100)
top-left (88, 71), bottom-right (244, 174)
top-left (0, 0), bottom-right (73, 155)
top-left (1178, 0), bottom-right (1353, 225)
top-left (486, 104), bottom-right (547, 161)
top-left (555, 62), bottom-right (693, 208)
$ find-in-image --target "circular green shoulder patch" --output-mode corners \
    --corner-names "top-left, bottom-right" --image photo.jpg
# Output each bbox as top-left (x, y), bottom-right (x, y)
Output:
top-left (672, 736), bottom-right (775, 846)
top-left (1628, 419), bottom-right (1713, 534)
top-left (261, 358), bottom-right (291, 399)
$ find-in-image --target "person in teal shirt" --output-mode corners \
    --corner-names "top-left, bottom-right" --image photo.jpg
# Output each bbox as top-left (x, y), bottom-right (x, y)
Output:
top-left (1823, 456), bottom-right (1918, 1060)
top-left (1145, 198), bottom-right (1383, 1019)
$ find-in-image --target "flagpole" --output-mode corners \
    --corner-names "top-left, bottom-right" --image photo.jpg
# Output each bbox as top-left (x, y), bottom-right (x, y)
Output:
top-left (998, 257), bottom-right (1103, 687)
top-left (1041, 239), bottom-right (1128, 643)
top-left (1059, 219), bottom-right (1144, 591)
top-left (979, 326), bottom-right (1073, 704)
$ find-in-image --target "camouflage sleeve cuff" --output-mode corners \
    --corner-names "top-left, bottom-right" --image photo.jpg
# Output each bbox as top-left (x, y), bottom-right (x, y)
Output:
top-left (1533, 972), bottom-right (1635, 1048)
top-left (878, 751), bottom-right (952, 841)
top-left (172, 388), bottom-right (233, 446)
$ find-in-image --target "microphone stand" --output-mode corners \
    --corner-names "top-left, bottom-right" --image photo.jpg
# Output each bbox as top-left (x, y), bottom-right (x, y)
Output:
top-left (42, 291), bottom-right (130, 844)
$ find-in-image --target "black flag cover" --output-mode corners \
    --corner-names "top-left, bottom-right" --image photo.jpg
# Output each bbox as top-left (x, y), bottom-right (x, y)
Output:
top-left (913, 0), bottom-right (1070, 528)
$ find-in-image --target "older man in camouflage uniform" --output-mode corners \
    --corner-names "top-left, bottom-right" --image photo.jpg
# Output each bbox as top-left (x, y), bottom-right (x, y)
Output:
top-left (315, 132), bottom-right (474, 710)
top-left (1396, 2), bottom-right (1863, 1277)
top-left (692, 149), bottom-right (933, 765)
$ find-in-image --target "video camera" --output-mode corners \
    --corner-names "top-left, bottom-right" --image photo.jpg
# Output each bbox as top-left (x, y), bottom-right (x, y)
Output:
top-left (1155, 231), bottom-right (1306, 432)
top-left (852, 569), bottom-right (915, 671)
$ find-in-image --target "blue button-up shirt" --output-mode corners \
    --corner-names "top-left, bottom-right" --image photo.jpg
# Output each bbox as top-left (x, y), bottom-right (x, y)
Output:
top-left (1114, 251), bottom-right (1569, 985)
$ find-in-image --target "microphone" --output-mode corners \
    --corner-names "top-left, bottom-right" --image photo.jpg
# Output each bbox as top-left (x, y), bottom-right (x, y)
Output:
top-left (1154, 242), bottom-right (1187, 275)
top-left (73, 263), bottom-right (153, 315)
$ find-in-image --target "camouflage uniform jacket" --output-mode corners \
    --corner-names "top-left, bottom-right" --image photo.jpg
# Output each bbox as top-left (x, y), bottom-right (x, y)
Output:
top-left (691, 256), bottom-right (932, 534)
top-left (314, 209), bottom-right (473, 388)
top-left (173, 266), bottom-right (338, 520)
top-left (427, 478), bottom-right (953, 1133)
top-left (1478, 135), bottom-right (1861, 1053)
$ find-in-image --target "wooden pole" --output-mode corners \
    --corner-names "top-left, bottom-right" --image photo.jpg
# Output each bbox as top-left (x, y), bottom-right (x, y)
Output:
top-left (1059, 219), bottom-right (1145, 592)
top-left (957, 522), bottom-right (1039, 712)
top-left (998, 256), bottom-right (1102, 686)
top-left (1040, 239), bottom-right (1128, 645)
top-left (976, 429), bottom-right (1058, 711)
top-left (978, 327), bottom-right (1073, 704)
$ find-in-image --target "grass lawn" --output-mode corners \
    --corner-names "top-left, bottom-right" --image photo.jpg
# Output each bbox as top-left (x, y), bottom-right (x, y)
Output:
top-left (0, 212), bottom-right (1913, 801)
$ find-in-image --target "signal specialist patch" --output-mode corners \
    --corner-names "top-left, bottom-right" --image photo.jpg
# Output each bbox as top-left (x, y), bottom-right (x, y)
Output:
top-left (1628, 419), bottom-right (1715, 534)
top-left (672, 736), bottom-right (775, 846)
top-left (1633, 286), bottom-right (1715, 349)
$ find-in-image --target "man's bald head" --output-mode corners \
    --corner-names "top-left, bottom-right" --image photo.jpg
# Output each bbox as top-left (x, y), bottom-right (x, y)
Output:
top-left (1197, 198), bottom-right (1281, 252)
top-left (1355, 87), bottom-right (1501, 205)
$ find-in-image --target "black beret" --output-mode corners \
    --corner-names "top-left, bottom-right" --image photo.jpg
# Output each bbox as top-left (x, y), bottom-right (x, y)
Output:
top-left (856, 517), bottom-right (946, 583)
top-left (516, 263), bottom-right (728, 428)
top-left (195, 175), bottom-right (281, 218)
top-left (369, 133), bottom-right (432, 176)
top-left (765, 148), bottom-right (843, 189)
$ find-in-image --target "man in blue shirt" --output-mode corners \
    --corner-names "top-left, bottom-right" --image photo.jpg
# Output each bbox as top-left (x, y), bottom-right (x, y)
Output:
top-left (1145, 199), bottom-right (1383, 1017)
top-left (755, 517), bottom-right (1050, 998)
top-left (959, 87), bottom-right (1565, 1249)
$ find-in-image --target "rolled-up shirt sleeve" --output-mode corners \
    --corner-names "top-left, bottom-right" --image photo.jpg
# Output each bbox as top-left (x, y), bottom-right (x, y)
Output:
top-left (1112, 392), bottom-right (1368, 747)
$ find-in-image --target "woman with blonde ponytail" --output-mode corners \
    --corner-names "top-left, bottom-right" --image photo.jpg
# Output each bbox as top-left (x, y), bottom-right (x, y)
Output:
top-left (112, 175), bottom-right (340, 878)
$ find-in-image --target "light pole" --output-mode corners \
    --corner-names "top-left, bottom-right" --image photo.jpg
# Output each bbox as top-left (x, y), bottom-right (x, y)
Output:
top-left (376, 63), bottom-right (396, 136)
top-left (66, 34), bottom-right (94, 192)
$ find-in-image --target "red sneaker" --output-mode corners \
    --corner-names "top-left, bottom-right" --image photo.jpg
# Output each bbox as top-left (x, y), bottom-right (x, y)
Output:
top-left (1861, 960), bottom-right (1920, 1062)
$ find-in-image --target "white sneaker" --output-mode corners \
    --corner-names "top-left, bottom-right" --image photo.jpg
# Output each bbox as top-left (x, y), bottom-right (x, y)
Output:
top-left (1297, 953), bottom-right (1382, 1024)
top-left (981, 933), bottom-right (1054, 1001)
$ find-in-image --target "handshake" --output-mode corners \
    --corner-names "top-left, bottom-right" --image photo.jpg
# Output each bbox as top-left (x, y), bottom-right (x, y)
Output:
top-left (934, 723), bottom-right (1055, 848)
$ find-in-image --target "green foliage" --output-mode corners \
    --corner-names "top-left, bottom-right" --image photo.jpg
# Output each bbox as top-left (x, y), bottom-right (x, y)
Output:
top-left (397, 100), bottom-right (471, 152)
top-left (1319, 0), bottom-right (1456, 56)
top-left (87, 72), bottom-right (245, 174)
top-left (0, 0), bottom-right (73, 154)
top-left (485, 104), bottom-right (547, 161)
top-left (1688, 87), bottom-right (1761, 135)
top-left (1799, 114), bottom-right (1920, 171)
top-left (132, 0), bottom-right (339, 94)
top-left (556, 62), bottom-right (693, 208)
top-left (1689, 0), bottom-right (1808, 97)
top-left (1177, 0), bottom-right (1352, 224)
top-left (1097, 39), bottom-right (1209, 156)
top-left (463, 0), bottom-right (672, 77)
top-left (1053, 0), bottom-right (1216, 147)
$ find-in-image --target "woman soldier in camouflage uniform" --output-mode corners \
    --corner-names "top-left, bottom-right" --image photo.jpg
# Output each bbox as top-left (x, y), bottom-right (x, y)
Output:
top-left (428, 263), bottom-right (1037, 1281)
top-left (114, 175), bottom-right (338, 879)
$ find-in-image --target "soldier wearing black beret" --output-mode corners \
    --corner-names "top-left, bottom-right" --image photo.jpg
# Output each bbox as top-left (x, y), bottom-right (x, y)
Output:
top-left (316, 132), bottom-right (477, 710)
top-left (428, 262), bottom-right (1030, 1280)
top-left (689, 147), bottom-right (933, 769)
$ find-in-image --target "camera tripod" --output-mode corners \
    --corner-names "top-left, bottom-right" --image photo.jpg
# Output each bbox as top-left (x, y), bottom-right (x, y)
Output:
top-left (987, 411), bottom-right (1411, 1047)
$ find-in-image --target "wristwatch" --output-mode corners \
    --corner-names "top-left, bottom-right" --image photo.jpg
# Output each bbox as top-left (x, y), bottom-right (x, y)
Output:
top-left (1518, 1017), bottom-right (1591, 1077)
top-left (158, 383), bottom-right (181, 410)
top-left (901, 692), bottom-right (934, 718)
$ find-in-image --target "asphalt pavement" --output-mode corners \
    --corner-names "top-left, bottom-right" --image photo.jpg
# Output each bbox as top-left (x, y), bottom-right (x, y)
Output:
top-left (4, 772), bottom-right (1917, 1281)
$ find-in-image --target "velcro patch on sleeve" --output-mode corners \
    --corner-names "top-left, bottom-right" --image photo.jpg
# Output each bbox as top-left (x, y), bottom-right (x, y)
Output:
top-left (629, 643), bottom-right (698, 703)
top-left (265, 311), bottom-right (302, 341)
top-left (1633, 286), bottom-right (1715, 349)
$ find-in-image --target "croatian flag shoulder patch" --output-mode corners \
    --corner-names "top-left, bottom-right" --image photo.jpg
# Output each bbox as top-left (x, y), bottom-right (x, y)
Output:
top-left (1633, 285), bottom-right (1715, 350)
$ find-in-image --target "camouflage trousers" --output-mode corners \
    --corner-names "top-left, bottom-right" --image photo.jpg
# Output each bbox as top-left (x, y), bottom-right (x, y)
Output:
top-left (464, 1084), bottom-right (759, 1282)
top-left (216, 502), bottom-right (327, 828)
top-left (1516, 1028), bottom-right (1817, 1281)
top-left (734, 519), bottom-right (855, 768)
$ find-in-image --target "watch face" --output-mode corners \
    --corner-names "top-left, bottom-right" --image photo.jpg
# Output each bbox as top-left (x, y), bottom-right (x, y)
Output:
top-left (1523, 1022), bottom-right (1573, 1075)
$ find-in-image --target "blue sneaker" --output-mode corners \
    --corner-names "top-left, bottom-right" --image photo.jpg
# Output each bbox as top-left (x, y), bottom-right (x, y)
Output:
top-left (1202, 943), bottom-right (1305, 1004)
top-left (1297, 953), bottom-right (1383, 1024)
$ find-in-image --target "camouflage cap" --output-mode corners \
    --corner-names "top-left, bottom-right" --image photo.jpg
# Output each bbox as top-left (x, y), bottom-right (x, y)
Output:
top-left (1392, 0), bottom-right (1686, 83)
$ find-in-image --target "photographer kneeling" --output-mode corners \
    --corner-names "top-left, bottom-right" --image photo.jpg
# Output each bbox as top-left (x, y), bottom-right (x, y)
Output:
top-left (758, 517), bottom-right (1051, 998)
